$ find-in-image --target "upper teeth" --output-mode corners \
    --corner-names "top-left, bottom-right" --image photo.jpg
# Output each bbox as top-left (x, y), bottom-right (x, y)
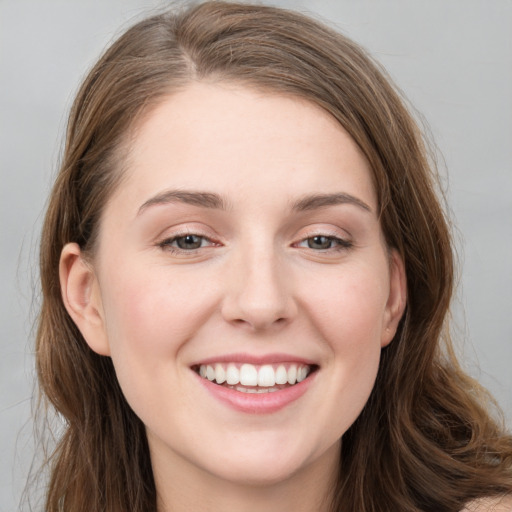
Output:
top-left (198, 363), bottom-right (310, 387)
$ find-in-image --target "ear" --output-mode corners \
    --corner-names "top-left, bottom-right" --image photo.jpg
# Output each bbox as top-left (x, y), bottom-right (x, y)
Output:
top-left (59, 243), bottom-right (111, 356)
top-left (381, 249), bottom-right (407, 347)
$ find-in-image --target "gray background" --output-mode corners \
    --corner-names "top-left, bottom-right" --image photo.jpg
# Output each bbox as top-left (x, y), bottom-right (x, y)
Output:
top-left (1, 1), bottom-right (511, 510)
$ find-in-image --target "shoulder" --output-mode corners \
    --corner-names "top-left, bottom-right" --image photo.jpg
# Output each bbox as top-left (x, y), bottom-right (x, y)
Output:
top-left (462, 495), bottom-right (512, 512)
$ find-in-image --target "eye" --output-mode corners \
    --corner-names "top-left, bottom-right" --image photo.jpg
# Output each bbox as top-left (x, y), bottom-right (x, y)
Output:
top-left (158, 233), bottom-right (215, 252)
top-left (297, 235), bottom-right (352, 251)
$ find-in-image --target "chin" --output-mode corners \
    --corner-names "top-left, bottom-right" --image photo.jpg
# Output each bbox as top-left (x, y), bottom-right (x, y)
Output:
top-left (207, 458), bottom-right (307, 488)
top-left (198, 436), bottom-right (336, 489)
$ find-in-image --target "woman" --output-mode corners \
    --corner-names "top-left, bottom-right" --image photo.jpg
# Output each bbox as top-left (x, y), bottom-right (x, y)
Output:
top-left (35, 1), bottom-right (512, 510)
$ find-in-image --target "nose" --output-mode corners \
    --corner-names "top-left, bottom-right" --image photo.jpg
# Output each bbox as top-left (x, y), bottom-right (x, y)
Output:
top-left (221, 247), bottom-right (297, 331)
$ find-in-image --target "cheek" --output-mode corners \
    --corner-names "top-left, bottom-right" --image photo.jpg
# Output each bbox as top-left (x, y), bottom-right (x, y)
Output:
top-left (101, 264), bottom-right (213, 354)
top-left (98, 263), bottom-right (220, 409)
top-left (305, 262), bottom-right (389, 352)
top-left (97, 263), bottom-right (221, 421)
top-left (299, 262), bottom-right (389, 434)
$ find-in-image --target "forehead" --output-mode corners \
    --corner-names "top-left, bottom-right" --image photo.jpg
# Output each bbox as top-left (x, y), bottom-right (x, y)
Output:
top-left (108, 82), bottom-right (376, 217)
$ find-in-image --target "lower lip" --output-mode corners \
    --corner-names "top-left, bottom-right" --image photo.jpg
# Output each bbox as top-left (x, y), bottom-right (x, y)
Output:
top-left (195, 372), bottom-right (316, 414)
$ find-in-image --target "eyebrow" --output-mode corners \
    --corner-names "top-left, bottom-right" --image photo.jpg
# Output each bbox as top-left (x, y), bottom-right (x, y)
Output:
top-left (137, 189), bottom-right (372, 215)
top-left (138, 190), bottom-right (229, 215)
top-left (291, 193), bottom-right (372, 213)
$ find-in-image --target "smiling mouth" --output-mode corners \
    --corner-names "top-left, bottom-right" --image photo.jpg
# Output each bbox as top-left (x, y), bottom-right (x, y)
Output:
top-left (193, 362), bottom-right (317, 393)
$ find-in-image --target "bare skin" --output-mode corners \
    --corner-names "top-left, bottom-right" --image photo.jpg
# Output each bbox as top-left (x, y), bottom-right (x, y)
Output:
top-left (463, 496), bottom-right (512, 512)
top-left (152, 438), bottom-right (339, 512)
top-left (59, 82), bottom-right (512, 512)
top-left (59, 82), bottom-right (407, 512)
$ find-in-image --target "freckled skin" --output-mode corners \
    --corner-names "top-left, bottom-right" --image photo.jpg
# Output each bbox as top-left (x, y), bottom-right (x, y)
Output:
top-left (69, 83), bottom-right (406, 510)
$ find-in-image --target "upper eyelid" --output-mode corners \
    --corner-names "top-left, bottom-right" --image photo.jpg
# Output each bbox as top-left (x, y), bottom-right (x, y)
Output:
top-left (156, 225), bottom-right (217, 241)
top-left (295, 226), bottom-right (352, 241)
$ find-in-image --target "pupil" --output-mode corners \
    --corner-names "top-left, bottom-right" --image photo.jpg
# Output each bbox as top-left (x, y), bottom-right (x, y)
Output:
top-left (177, 235), bottom-right (202, 249)
top-left (309, 236), bottom-right (331, 250)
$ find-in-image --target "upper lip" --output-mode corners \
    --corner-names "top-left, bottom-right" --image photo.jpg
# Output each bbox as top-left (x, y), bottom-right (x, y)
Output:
top-left (190, 352), bottom-right (318, 367)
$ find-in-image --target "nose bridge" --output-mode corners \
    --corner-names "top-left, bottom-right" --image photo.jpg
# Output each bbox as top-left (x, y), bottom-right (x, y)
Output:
top-left (222, 237), bottom-right (295, 330)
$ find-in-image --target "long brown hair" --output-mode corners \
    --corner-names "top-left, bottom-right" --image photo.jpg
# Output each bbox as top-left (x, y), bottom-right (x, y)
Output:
top-left (35, 2), bottom-right (512, 510)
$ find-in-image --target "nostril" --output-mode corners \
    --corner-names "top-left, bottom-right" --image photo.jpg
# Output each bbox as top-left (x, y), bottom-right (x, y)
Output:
top-left (230, 315), bottom-right (289, 331)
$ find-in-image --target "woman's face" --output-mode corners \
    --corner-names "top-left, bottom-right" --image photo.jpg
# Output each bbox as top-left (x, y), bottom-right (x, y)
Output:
top-left (62, 83), bottom-right (405, 490)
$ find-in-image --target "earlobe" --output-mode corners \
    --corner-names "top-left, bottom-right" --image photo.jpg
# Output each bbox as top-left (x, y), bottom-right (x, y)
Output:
top-left (59, 243), bottom-right (111, 356)
top-left (381, 249), bottom-right (407, 347)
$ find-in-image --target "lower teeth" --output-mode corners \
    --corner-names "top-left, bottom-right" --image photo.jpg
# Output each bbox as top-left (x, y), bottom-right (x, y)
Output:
top-left (229, 385), bottom-right (282, 394)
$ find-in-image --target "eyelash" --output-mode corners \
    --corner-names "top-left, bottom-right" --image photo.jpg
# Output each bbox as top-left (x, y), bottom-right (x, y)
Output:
top-left (295, 234), bottom-right (353, 252)
top-left (157, 232), bottom-right (353, 255)
top-left (157, 232), bottom-right (218, 254)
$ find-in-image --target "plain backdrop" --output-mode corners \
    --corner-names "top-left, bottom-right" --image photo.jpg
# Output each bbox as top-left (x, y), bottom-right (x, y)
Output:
top-left (1, 1), bottom-right (511, 510)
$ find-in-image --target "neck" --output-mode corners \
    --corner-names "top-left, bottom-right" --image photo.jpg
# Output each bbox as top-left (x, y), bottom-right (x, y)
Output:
top-left (151, 438), bottom-right (340, 512)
